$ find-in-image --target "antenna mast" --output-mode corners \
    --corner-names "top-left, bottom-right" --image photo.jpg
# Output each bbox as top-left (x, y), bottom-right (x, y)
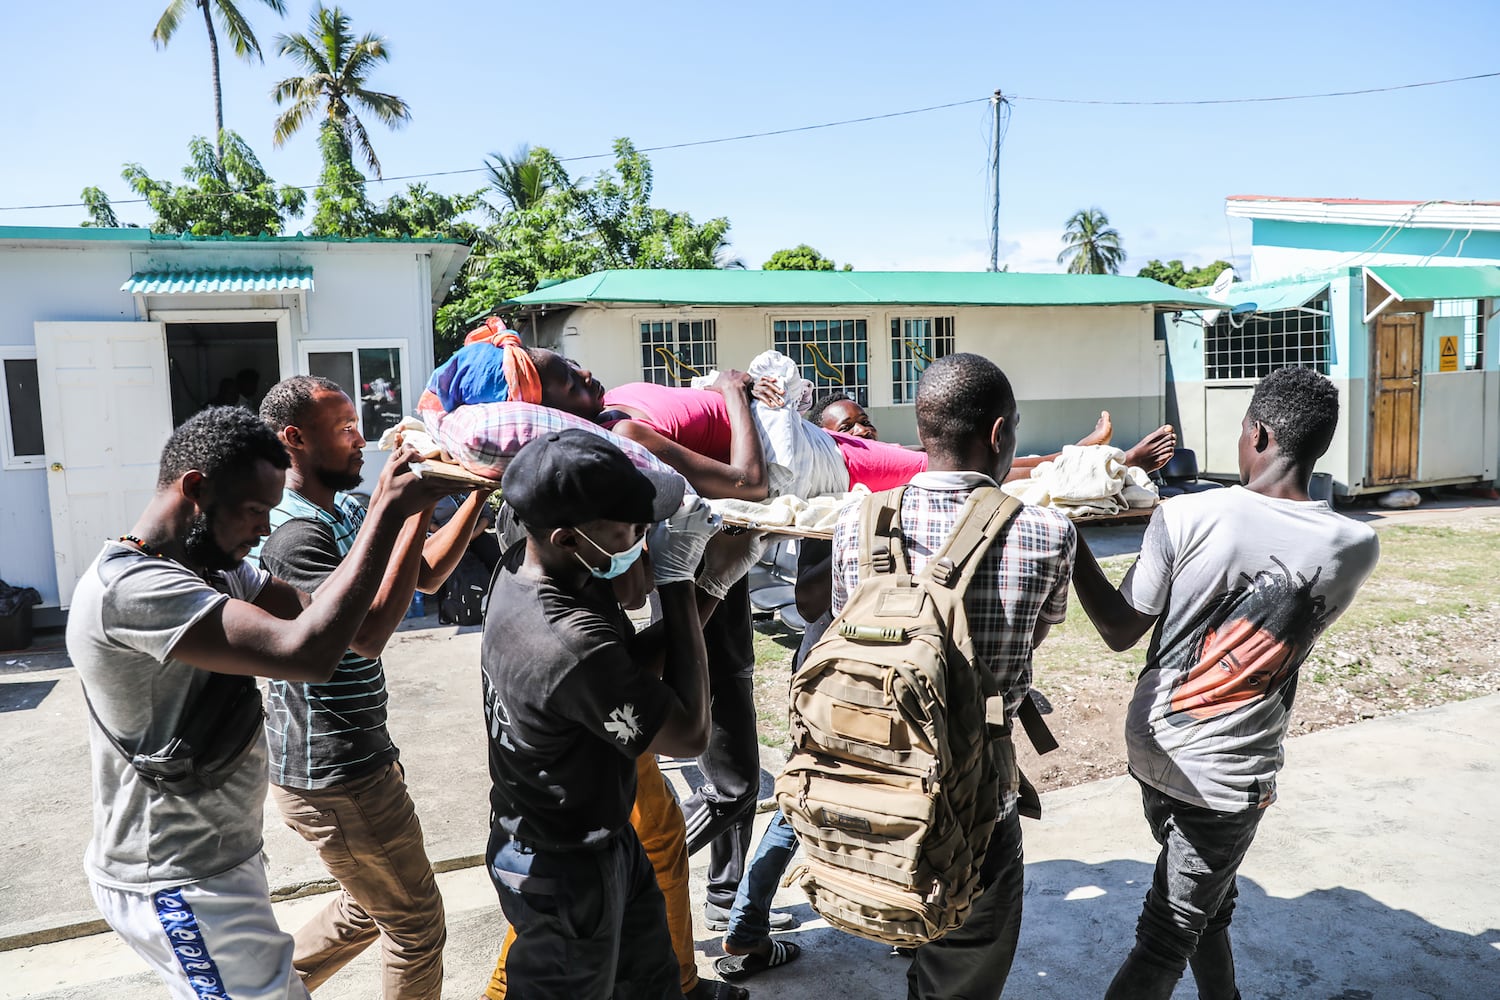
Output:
top-left (988, 89), bottom-right (1004, 272)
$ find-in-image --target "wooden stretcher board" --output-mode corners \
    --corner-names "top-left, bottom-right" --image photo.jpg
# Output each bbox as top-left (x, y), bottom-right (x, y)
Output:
top-left (717, 515), bottom-right (835, 540)
top-left (409, 459), bottom-right (500, 488)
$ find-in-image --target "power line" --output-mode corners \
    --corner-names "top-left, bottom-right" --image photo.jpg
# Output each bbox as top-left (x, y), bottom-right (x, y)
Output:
top-left (4, 70), bottom-right (1496, 215)
top-left (1010, 70), bottom-right (1500, 105)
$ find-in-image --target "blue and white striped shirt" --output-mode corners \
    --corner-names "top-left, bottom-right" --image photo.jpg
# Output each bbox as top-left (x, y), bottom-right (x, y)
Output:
top-left (249, 490), bottom-right (398, 789)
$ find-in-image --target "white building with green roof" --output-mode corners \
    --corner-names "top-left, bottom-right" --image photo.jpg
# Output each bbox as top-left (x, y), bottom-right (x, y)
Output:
top-left (0, 226), bottom-right (468, 618)
top-left (505, 267), bottom-right (1220, 449)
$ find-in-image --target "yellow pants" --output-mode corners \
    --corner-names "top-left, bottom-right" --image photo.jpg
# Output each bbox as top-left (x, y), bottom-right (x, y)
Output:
top-left (484, 754), bottom-right (697, 998)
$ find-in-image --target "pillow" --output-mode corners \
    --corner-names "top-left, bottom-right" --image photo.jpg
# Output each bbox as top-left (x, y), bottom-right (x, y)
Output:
top-left (425, 401), bottom-right (685, 487)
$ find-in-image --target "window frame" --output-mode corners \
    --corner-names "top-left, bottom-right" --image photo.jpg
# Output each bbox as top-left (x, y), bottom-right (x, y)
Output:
top-left (769, 314), bottom-right (872, 407)
top-left (1204, 296), bottom-right (1332, 383)
top-left (889, 314), bottom-right (956, 404)
top-left (636, 315), bottom-right (720, 386)
top-left (0, 346), bottom-right (45, 471)
top-left (296, 338), bottom-right (411, 441)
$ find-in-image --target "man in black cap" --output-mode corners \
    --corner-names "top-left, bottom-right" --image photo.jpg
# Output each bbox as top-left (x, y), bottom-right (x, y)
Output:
top-left (481, 429), bottom-right (718, 998)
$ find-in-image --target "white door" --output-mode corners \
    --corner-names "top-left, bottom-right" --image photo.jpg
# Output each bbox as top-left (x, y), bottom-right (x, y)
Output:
top-left (34, 322), bottom-right (173, 607)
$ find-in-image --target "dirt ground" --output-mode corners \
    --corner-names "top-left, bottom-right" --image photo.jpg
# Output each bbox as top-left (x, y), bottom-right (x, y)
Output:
top-left (753, 500), bottom-right (1500, 796)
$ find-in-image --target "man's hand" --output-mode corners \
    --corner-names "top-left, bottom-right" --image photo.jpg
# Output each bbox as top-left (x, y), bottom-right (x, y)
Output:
top-left (751, 376), bottom-right (785, 409)
top-left (707, 369), bottom-right (755, 399)
top-left (376, 445), bottom-right (468, 516)
top-left (648, 497), bottom-right (719, 586)
top-left (697, 529), bottom-right (767, 601)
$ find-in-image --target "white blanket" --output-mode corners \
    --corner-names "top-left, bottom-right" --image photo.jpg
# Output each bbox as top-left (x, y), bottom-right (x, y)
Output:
top-left (1001, 444), bottom-right (1159, 518)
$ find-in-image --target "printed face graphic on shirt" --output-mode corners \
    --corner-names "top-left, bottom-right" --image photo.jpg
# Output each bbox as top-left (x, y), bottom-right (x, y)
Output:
top-left (603, 704), bottom-right (642, 744)
top-left (1166, 557), bottom-right (1331, 725)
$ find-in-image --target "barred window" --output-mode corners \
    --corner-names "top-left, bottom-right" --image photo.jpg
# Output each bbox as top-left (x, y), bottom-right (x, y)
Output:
top-left (773, 319), bottom-right (869, 405)
top-left (1205, 297), bottom-right (1331, 381)
top-left (1432, 298), bottom-right (1486, 370)
top-left (890, 316), bottom-right (954, 403)
top-left (640, 319), bottom-right (717, 385)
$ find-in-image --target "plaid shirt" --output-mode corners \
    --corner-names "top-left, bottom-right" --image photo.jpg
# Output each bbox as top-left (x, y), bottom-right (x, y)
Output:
top-left (831, 472), bottom-right (1077, 724)
top-left (425, 401), bottom-right (681, 483)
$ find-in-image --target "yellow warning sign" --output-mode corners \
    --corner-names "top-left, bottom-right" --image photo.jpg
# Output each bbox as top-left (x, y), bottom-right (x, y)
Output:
top-left (1439, 335), bottom-right (1459, 372)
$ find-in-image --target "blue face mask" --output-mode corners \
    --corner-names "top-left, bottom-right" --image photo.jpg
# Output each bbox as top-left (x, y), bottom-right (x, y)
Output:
top-left (574, 529), bottom-right (645, 580)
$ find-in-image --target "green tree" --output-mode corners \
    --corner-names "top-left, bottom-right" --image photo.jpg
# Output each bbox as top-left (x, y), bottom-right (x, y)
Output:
top-left (1057, 207), bottom-right (1126, 275)
top-left (271, 3), bottom-right (410, 178)
top-left (113, 131), bottom-right (306, 236)
top-left (307, 120), bottom-right (375, 238)
top-left (1136, 258), bottom-right (1233, 289)
top-left (80, 187), bottom-right (123, 228)
top-left (152, 0), bottom-right (287, 164)
top-left (763, 244), bottom-right (851, 271)
top-left (438, 139), bottom-right (741, 356)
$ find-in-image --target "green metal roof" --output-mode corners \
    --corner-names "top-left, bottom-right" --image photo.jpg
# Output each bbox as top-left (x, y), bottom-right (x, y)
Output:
top-left (1365, 265), bottom-right (1500, 302)
top-left (506, 269), bottom-right (1227, 310)
top-left (0, 225), bottom-right (467, 247)
top-left (122, 266), bottom-right (314, 295)
top-left (1220, 275), bottom-right (1332, 313)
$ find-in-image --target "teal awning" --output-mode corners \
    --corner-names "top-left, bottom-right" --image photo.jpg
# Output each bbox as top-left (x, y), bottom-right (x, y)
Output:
top-left (121, 266), bottom-right (314, 295)
top-left (1364, 265), bottom-right (1500, 321)
top-left (505, 269), bottom-right (1228, 311)
top-left (1221, 276), bottom-right (1330, 314)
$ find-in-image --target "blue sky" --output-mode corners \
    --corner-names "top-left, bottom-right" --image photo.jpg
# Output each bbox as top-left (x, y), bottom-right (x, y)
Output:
top-left (4, 0), bottom-right (1497, 274)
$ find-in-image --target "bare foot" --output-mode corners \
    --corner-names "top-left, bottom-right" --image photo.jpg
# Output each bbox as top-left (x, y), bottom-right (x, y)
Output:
top-left (1077, 410), bottom-right (1113, 447)
top-left (1124, 425), bottom-right (1178, 472)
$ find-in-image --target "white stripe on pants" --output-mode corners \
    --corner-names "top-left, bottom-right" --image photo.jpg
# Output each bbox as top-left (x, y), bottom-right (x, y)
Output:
top-left (90, 854), bottom-right (309, 1000)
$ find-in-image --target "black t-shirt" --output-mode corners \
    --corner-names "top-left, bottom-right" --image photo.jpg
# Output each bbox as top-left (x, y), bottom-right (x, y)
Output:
top-left (481, 543), bottom-right (672, 849)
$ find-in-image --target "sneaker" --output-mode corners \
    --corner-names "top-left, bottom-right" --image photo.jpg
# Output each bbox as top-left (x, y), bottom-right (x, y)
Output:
top-left (704, 900), bottom-right (796, 933)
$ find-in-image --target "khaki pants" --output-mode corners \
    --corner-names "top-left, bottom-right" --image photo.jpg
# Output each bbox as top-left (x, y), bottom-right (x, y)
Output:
top-left (272, 762), bottom-right (446, 1000)
top-left (485, 754), bottom-right (696, 998)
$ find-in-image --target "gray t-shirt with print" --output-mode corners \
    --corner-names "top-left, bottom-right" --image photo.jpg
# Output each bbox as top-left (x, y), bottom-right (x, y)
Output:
top-left (68, 542), bottom-right (270, 891)
top-left (1120, 486), bottom-right (1380, 812)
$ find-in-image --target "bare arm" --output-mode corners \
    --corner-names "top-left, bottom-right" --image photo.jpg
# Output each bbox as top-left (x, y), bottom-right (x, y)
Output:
top-left (347, 509), bottom-right (430, 659)
top-left (611, 419), bottom-right (769, 501)
top-left (172, 450), bottom-right (449, 682)
top-left (645, 581), bottom-right (712, 757)
top-left (415, 490), bottom-right (495, 594)
top-left (1071, 532), bottom-right (1158, 652)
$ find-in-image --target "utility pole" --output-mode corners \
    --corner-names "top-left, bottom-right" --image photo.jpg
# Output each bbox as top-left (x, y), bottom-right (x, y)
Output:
top-left (988, 89), bottom-right (1004, 272)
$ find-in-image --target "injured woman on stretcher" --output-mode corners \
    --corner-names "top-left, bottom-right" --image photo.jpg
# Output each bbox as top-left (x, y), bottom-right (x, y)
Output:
top-left (400, 318), bottom-right (1178, 524)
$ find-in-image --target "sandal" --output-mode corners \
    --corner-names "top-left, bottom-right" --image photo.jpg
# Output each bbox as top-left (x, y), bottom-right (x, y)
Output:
top-left (713, 939), bottom-right (802, 981)
top-left (684, 977), bottom-right (750, 1000)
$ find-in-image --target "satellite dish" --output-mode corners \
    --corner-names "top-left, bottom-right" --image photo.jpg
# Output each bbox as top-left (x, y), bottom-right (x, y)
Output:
top-left (1200, 267), bottom-right (1236, 326)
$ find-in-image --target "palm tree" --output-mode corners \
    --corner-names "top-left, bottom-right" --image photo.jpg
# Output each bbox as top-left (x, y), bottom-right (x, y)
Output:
top-left (271, 4), bottom-right (410, 178)
top-left (484, 146), bottom-right (555, 216)
top-left (152, 0), bottom-right (288, 164)
top-left (1057, 207), bottom-right (1126, 275)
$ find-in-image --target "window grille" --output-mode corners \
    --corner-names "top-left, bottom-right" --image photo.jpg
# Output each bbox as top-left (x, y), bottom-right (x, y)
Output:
top-left (1205, 297), bottom-right (1330, 380)
top-left (1432, 298), bottom-right (1485, 370)
top-left (772, 318), bottom-right (869, 406)
top-left (890, 316), bottom-right (955, 403)
top-left (640, 319), bottom-right (717, 385)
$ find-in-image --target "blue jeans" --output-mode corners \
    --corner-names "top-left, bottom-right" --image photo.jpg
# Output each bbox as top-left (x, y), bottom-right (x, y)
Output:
top-left (721, 809), bottom-right (800, 949)
top-left (1104, 781), bottom-right (1263, 1000)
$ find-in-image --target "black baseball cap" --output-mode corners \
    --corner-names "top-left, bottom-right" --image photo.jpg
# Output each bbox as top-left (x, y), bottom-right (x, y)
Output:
top-left (502, 428), bottom-right (685, 529)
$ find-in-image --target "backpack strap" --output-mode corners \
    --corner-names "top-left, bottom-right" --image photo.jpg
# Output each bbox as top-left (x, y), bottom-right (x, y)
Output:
top-left (857, 487), bottom-right (909, 579)
top-left (918, 487), bottom-right (1024, 594)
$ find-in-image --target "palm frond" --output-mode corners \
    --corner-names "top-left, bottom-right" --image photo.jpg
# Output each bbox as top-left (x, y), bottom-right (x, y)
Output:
top-left (350, 89), bottom-right (410, 129)
top-left (213, 0), bottom-right (263, 60)
top-left (152, 0), bottom-right (190, 47)
top-left (272, 101), bottom-right (313, 147)
top-left (347, 115), bottom-right (382, 177)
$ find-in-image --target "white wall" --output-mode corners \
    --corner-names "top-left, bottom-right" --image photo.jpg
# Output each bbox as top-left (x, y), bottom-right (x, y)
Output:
top-left (0, 241), bottom-right (442, 609)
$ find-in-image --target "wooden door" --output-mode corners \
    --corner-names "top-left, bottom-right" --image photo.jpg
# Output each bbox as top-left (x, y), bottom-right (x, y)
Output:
top-left (34, 322), bottom-right (172, 607)
top-left (1369, 313), bottom-right (1422, 485)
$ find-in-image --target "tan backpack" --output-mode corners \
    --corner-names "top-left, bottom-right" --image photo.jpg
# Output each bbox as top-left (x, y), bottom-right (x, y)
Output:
top-left (776, 486), bottom-right (1024, 947)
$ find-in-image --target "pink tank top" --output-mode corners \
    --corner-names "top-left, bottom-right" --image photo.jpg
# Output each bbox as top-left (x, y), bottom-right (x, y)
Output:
top-left (829, 431), bottom-right (928, 491)
top-left (601, 383), bottom-right (733, 461)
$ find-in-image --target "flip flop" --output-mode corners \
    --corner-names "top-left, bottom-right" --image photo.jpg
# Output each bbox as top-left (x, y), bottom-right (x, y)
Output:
top-left (714, 939), bottom-right (802, 982)
top-left (685, 977), bottom-right (750, 1000)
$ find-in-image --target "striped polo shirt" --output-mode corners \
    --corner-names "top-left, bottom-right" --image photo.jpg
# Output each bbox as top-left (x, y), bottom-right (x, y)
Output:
top-left (249, 490), bottom-right (398, 789)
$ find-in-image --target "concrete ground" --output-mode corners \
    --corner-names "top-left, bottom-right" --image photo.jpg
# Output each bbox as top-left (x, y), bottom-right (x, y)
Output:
top-left (4, 496), bottom-right (1499, 997)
